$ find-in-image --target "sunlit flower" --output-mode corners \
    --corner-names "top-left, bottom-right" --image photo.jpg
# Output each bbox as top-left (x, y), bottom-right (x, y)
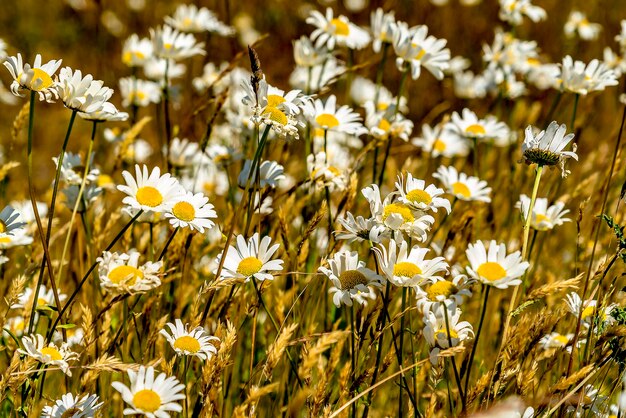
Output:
top-left (370, 8), bottom-right (397, 53)
top-left (319, 250), bottom-right (383, 307)
top-left (97, 250), bottom-right (163, 294)
top-left (447, 108), bottom-right (509, 143)
top-left (216, 233), bottom-right (284, 281)
top-left (118, 165), bottom-right (183, 213)
top-left (307, 8), bottom-right (371, 50)
top-left (112, 366), bottom-right (185, 417)
top-left (396, 173), bottom-right (451, 213)
top-left (3, 53), bottom-right (62, 101)
top-left (307, 95), bottom-right (367, 136)
top-left (335, 212), bottom-right (386, 243)
top-left (465, 240), bottom-right (529, 289)
top-left (120, 77), bottom-right (162, 107)
top-left (558, 55), bottom-right (618, 95)
top-left (374, 239), bottom-right (448, 287)
top-left (433, 166), bottom-right (491, 202)
top-left (522, 121), bottom-right (577, 172)
top-left (55, 67), bottom-right (114, 114)
top-left (160, 319), bottom-right (219, 360)
top-left (150, 25), bottom-right (205, 60)
top-left (423, 304), bottom-right (474, 365)
top-left (289, 57), bottom-right (345, 93)
top-left (539, 332), bottom-right (575, 352)
top-left (499, 0), bottom-right (546, 26)
top-left (393, 23), bottom-right (450, 80)
top-left (564, 11), bottom-right (602, 41)
top-left (165, 4), bottom-right (234, 35)
top-left (12, 284), bottom-right (67, 310)
top-left (307, 151), bottom-right (349, 191)
top-left (412, 123), bottom-right (470, 158)
top-left (193, 61), bottom-right (229, 94)
top-left (364, 102), bottom-right (413, 141)
top-left (19, 334), bottom-right (78, 375)
top-left (565, 292), bottom-right (616, 330)
top-left (516, 194), bottom-right (570, 231)
top-left (415, 274), bottom-right (474, 314)
top-left (41, 393), bottom-right (102, 418)
top-left (165, 191), bottom-right (217, 233)
top-left (122, 34), bottom-right (153, 67)
top-left (293, 35), bottom-right (329, 68)
top-left (3, 315), bottom-right (26, 337)
top-left (237, 159), bottom-right (285, 189)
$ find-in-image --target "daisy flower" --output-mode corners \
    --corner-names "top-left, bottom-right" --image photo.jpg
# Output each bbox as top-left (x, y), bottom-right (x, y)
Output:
top-left (603, 47), bottom-right (626, 78)
top-left (193, 61), bottom-right (230, 94)
top-left (423, 305), bottom-right (474, 365)
top-left (289, 57), bottom-right (345, 93)
top-left (53, 152), bottom-right (99, 185)
top-left (55, 67), bottom-right (115, 114)
top-left (516, 194), bottom-right (570, 231)
top-left (415, 274), bottom-right (474, 314)
top-left (119, 77), bottom-right (161, 108)
top-left (558, 55), bottom-right (618, 95)
top-left (433, 166), bottom-right (492, 202)
top-left (412, 123), bottom-right (470, 158)
top-left (160, 319), bottom-right (219, 360)
top-left (453, 71), bottom-right (489, 99)
top-left (393, 23), bottom-right (450, 80)
top-left (374, 239), bottom-right (449, 287)
top-left (350, 76), bottom-right (405, 112)
top-left (165, 4), bottom-right (234, 35)
top-left (12, 285), bottom-right (67, 309)
top-left (79, 102), bottom-right (128, 122)
top-left (150, 25), bottom-right (205, 60)
top-left (465, 240), bottom-right (529, 289)
top-left (522, 121), bottom-right (578, 172)
top-left (41, 393), bottom-right (102, 418)
top-left (53, 326), bottom-right (85, 348)
top-left (168, 137), bottom-right (200, 168)
top-left (307, 151), bottom-right (349, 192)
top-left (307, 8), bottom-right (371, 50)
top-left (565, 292), bottom-right (616, 330)
top-left (216, 233), bottom-right (284, 282)
top-left (396, 173), bottom-right (451, 213)
top-left (539, 332), bottom-right (576, 352)
top-left (370, 8), bottom-right (397, 53)
top-left (307, 95), bottom-right (367, 136)
top-left (97, 250), bottom-right (163, 294)
top-left (143, 58), bottom-right (186, 84)
top-left (165, 191), bottom-right (217, 233)
top-left (498, 0), bottom-right (546, 26)
top-left (0, 228), bottom-right (33, 249)
top-left (118, 165), bottom-right (183, 213)
top-left (446, 108), bottom-right (509, 144)
top-left (112, 366), bottom-right (185, 417)
top-left (18, 334), bottom-right (78, 376)
top-left (335, 212), bottom-right (387, 243)
top-left (4, 316), bottom-right (26, 337)
top-left (237, 159), bottom-right (285, 189)
top-left (564, 11), bottom-right (602, 41)
top-left (122, 34), bottom-right (153, 67)
top-left (318, 250), bottom-right (383, 307)
top-left (3, 53), bottom-right (62, 101)
top-left (293, 35), bottom-right (330, 68)
top-left (0, 205), bottom-right (26, 237)
top-left (364, 102), bottom-right (414, 142)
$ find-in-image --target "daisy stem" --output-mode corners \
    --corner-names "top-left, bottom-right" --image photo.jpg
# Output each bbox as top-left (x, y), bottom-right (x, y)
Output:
top-left (163, 59), bottom-right (172, 172)
top-left (243, 125), bottom-right (271, 236)
top-left (398, 287), bottom-right (407, 418)
top-left (158, 227), bottom-right (179, 261)
top-left (463, 284), bottom-right (490, 408)
top-left (183, 355), bottom-right (190, 417)
top-left (570, 93), bottom-right (580, 131)
top-left (47, 210), bottom-right (143, 342)
top-left (443, 302), bottom-right (465, 410)
top-left (350, 303), bottom-right (357, 418)
top-left (521, 165), bottom-right (543, 261)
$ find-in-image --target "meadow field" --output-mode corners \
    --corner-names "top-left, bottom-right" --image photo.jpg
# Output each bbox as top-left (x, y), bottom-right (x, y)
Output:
top-left (0, 0), bottom-right (625, 416)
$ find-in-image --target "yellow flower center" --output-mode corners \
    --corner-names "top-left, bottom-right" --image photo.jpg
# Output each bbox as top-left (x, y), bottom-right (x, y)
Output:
top-left (262, 106), bottom-right (288, 126)
top-left (109, 265), bottom-right (144, 286)
top-left (377, 102), bottom-right (389, 111)
top-left (378, 119), bottom-right (391, 132)
top-left (406, 189), bottom-right (432, 205)
top-left (327, 166), bottom-right (341, 176)
top-left (266, 94), bottom-right (286, 107)
top-left (393, 262), bottom-right (422, 278)
top-left (415, 49), bottom-right (426, 60)
top-left (183, 17), bottom-right (193, 28)
top-left (465, 124), bottom-right (486, 136)
top-left (61, 408), bottom-right (82, 418)
top-left (97, 174), bottom-right (113, 187)
top-left (123, 51), bottom-right (146, 65)
top-left (236, 257), bottom-right (263, 277)
top-left (476, 262), bottom-right (507, 282)
top-left (136, 186), bottom-right (164, 208)
top-left (382, 203), bottom-right (414, 223)
top-left (534, 214), bottom-right (550, 229)
top-left (330, 18), bottom-right (350, 36)
top-left (427, 281), bottom-right (456, 299)
top-left (173, 335), bottom-right (201, 353)
top-left (172, 201), bottom-right (196, 222)
top-left (581, 305), bottom-right (596, 320)
top-left (451, 182), bottom-right (471, 198)
top-left (40, 346), bottom-right (63, 361)
top-left (0, 237), bottom-right (11, 244)
top-left (338, 269), bottom-right (368, 290)
top-left (37, 297), bottom-right (48, 306)
top-left (554, 334), bottom-right (569, 345)
top-left (28, 68), bottom-right (54, 91)
top-left (0, 221), bottom-right (6, 233)
top-left (435, 328), bottom-right (458, 340)
top-left (315, 113), bottom-right (340, 129)
top-left (433, 139), bottom-right (447, 152)
top-left (133, 389), bottom-right (162, 413)
top-left (13, 320), bottom-right (25, 332)
top-left (164, 42), bottom-right (173, 50)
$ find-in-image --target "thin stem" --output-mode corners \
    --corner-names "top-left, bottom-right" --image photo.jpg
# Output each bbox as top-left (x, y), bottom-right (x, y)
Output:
top-left (398, 287), bottom-right (407, 418)
top-left (570, 93), bottom-right (580, 132)
top-left (443, 302), bottom-right (465, 410)
top-left (350, 304), bottom-right (356, 418)
top-left (521, 165), bottom-right (544, 260)
top-left (158, 227), bottom-right (179, 261)
top-left (463, 285), bottom-right (490, 407)
top-left (163, 59), bottom-right (172, 171)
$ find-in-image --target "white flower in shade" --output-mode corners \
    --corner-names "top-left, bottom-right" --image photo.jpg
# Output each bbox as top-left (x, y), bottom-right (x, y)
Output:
top-left (3, 316), bottom-right (26, 337)
top-left (165, 191), bottom-right (217, 233)
top-left (237, 159), bottom-right (285, 189)
top-left (55, 67), bottom-right (114, 113)
top-left (350, 76), bottom-right (406, 112)
top-left (112, 366), bottom-right (185, 417)
top-left (370, 8), bottom-right (397, 53)
top-left (415, 274), bottom-right (474, 314)
top-left (41, 393), bottom-right (102, 418)
top-left (364, 103), bottom-right (413, 142)
top-left (12, 285), bottom-right (67, 310)
top-left (53, 326), bottom-right (85, 348)
top-left (307, 151), bottom-right (349, 192)
top-left (0, 228), bottom-right (33, 249)
top-left (396, 173), bottom-right (451, 214)
top-left (374, 239), bottom-right (448, 287)
top-left (516, 194), bottom-right (570, 231)
top-left (617, 20), bottom-right (626, 53)
top-left (423, 305), bottom-right (474, 365)
top-left (433, 166), bottom-right (491, 203)
top-left (335, 212), bottom-right (386, 243)
top-left (216, 233), bottom-right (284, 282)
top-left (97, 250), bottom-right (162, 294)
top-left (307, 8), bottom-right (371, 50)
top-left (307, 95), bottom-right (367, 136)
top-left (168, 137), bottom-right (199, 168)
top-left (3, 53), bottom-right (62, 101)
top-left (453, 71), bottom-right (489, 99)
top-left (603, 47), bottom-right (626, 78)
top-left (447, 108), bottom-right (509, 143)
top-left (564, 11), bottom-right (602, 41)
top-left (362, 184), bottom-right (435, 242)
top-left (165, 4), bottom-right (234, 35)
top-left (53, 152), bottom-right (99, 185)
top-left (527, 63), bottom-right (560, 90)
top-left (293, 35), bottom-right (329, 68)
top-left (150, 25), bottom-right (205, 60)
top-left (120, 77), bottom-right (161, 107)
top-left (539, 332), bottom-right (576, 352)
top-left (289, 57), bottom-right (345, 93)
top-left (558, 56), bottom-right (618, 95)
top-left (118, 165), bottom-right (183, 213)
top-left (393, 23), bottom-right (450, 80)
top-left (565, 292), bottom-right (616, 331)
top-left (498, 0), bottom-right (546, 25)
top-left (160, 319), bottom-right (219, 360)
top-left (122, 34), bottom-right (153, 67)
top-left (0, 205), bottom-right (26, 237)
top-left (18, 334), bottom-right (78, 375)
top-left (522, 121), bottom-right (578, 172)
top-left (193, 61), bottom-right (229, 94)
top-left (319, 250), bottom-right (383, 307)
top-left (143, 58), bottom-right (186, 84)
top-left (412, 123), bottom-right (470, 158)
top-left (10, 200), bottom-right (47, 226)
top-left (465, 240), bottom-right (529, 289)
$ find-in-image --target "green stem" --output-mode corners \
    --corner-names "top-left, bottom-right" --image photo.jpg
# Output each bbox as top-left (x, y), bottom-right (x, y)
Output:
top-left (350, 304), bottom-right (357, 418)
top-left (521, 165), bottom-right (543, 260)
top-left (463, 285), bottom-right (490, 406)
top-left (443, 303), bottom-right (465, 411)
top-left (158, 227), bottom-right (179, 261)
top-left (570, 93), bottom-right (579, 131)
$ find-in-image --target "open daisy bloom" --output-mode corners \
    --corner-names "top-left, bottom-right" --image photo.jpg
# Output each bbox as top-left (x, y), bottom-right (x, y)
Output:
top-left (307, 8), bottom-right (371, 50)
top-left (392, 23), bottom-right (450, 80)
top-left (0, 206), bottom-right (26, 238)
top-left (55, 67), bottom-right (114, 114)
top-left (165, 191), bottom-right (217, 233)
top-left (447, 108), bottom-right (509, 144)
top-left (118, 165), bottom-right (183, 213)
top-left (97, 250), bottom-right (163, 294)
top-left (433, 166), bottom-right (492, 203)
top-left (308, 95), bottom-right (368, 137)
top-left (564, 10), bottom-right (602, 41)
top-left (516, 194), bottom-right (570, 231)
top-left (374, 239), bottom-right (449, 287)
top-left (307, 151), bottom-right (349, 192)
top-left (112, 366), bottom-right (185, 417)
top-left (395, 173), bottom-right (451, 214)
top-left (498, 0), bottom-right (546, 26)
top-left (558, 55), bottom-right (618, 95)
top-left (335, 212), bottom-right (386, 244)
top-left (150, 25), bottom-right (205, 61)
top-left (522, 121), bottom-right (578, 174)
top-left (415, 274), bottom-right (474, 314)
top-left (165, 4), bottom-right (234, 35)
top-left (41, 393), bottom-right (103, 418)
top-left (370, 8), bottom-right (397, 53)
top-left (3, 53), bottom-right (62, 102)
top-left (122, 34), bottom-right (153, 67)
top-left (539, 332), bottom-right (577, 353)
top-left (565, 292), bottom-right (616, 331)
top-left (216, 233), bottom-right (284, 282)
top-left (18, 334), bottom-right (78, 376)
top-left (465, 240), bottom-right (529, 289)
top-left (319, 250), bottom-right (383, 307)
top-left (423, 304), bottom-right (474, 365)
top-left (160, 319), bottom-right (219, 360)
top-left (412, 123), bottom-right (470, 158)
